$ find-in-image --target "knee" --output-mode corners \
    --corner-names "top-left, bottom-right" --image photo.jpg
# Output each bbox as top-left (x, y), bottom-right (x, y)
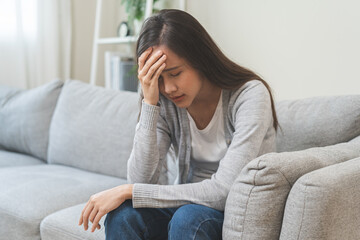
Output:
top-left (168, 204), bottom-right (224, 240)
top-left (104, 200), bottom-right (135, 230)
top-left (168, 204), bottom-right (196, 231)
top-left (169, 204), bottom-right (213, 229)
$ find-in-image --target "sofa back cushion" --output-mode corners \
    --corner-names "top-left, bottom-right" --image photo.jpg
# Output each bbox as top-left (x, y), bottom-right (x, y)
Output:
top-left (47, 79), bottom-right (139, 178)
top-left (275, 95), bottom-right (360, 152)
top-left (0, 79), bottom-right (64, 161)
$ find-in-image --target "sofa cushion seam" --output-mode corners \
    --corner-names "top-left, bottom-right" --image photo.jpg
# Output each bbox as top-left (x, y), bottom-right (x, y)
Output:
top-left (274, 168), bottom-right (291, 186)
top-left (296, 185), bottom-right (307, 240)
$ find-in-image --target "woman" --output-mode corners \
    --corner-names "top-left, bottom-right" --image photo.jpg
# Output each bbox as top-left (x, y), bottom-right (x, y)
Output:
top-left (79, 9), bottom-right (279, 239)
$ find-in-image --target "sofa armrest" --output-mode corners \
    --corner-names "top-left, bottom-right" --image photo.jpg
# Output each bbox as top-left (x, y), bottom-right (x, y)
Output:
top-left (223, 140), bottom-right (360, 240)
top-left (280, 157), bottom-right (360, 240)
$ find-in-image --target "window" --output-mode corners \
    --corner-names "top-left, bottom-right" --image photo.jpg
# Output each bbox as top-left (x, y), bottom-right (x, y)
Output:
top-left (0, 0), bottom-right (37, 40)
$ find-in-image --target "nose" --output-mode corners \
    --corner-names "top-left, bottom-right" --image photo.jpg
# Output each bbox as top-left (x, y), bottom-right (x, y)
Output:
top-left (163, 78), bottom-right (177, 95)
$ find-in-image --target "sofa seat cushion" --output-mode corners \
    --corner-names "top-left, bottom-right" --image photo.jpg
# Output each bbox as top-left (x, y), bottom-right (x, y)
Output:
top-left (0, 150), bottom-right (45, 167)
top-left (41, 203), bottom-right (105, 240)
top-left (48, 79), bottom-right (139, 179)
top-left (0, 164), bottom-right (127, 240)
top-left (0, 79), bottom-right (64, 161)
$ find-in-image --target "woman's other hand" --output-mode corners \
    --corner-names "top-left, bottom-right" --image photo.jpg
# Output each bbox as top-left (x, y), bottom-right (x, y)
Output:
top-left (78, 184), bottom-right (133, 232)
top-left (138, 47), bottom-right (167, 105)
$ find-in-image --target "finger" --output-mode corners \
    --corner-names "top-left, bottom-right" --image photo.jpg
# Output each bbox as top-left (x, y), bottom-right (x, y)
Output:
top-left (145, 55), bottom-right (167, 83)
top-left (91, 211), bottom-right (105, 232)
top-left (138, 47), bottom-right (153, 73)
top-left (79, 201), bottom-right (90, 225)
top-left (139, 50), bottom-right (165, 80)
top-left (83, 203), bottom-right (94, 231)
top-left (152, 63), bottom-right (166, 84)
top-left (139, 55), bottom-right (166, 86)
top-left (89, 207), bottom-right (99, 224)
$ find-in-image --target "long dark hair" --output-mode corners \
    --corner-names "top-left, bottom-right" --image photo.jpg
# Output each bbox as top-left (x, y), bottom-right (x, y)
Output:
top-left (136, 9), bottom-right (280, 131)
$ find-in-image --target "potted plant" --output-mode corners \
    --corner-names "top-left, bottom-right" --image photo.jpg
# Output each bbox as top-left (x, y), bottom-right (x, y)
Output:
top-left (121, 0), bottom-right (160, 36)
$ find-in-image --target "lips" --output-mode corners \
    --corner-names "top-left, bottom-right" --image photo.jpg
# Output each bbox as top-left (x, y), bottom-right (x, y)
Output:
top-left (170, 95), bottom-right (183, 99)
top-left (170, 94), bottom-right (185, 102)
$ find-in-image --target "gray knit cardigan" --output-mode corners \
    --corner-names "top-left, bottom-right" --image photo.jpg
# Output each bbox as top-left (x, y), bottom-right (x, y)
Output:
top-left (127, 80), bottom-right (276, 211)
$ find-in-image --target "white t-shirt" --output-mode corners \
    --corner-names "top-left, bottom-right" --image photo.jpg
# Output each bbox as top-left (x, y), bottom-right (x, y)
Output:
top-left (186, 90), bottom-right (228, 182)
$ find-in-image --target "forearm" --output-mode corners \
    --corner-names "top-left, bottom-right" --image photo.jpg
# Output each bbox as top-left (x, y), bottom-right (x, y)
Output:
top-left (127, 130), bottom-right (162, 183)
top-left (127, 101), bottom-right (171, 184)
top-left (132, 179), bottom-right (229, 211)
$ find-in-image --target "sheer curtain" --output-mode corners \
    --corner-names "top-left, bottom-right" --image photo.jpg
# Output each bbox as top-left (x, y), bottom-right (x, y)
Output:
top-left (0, 0), bottom-right (71, 89)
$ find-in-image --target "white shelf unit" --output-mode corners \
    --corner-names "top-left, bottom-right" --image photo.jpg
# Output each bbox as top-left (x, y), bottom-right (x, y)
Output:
top-left (97, 36), bottom-right (138, 45)
top-left (90, 0), bottom-right (186, 86)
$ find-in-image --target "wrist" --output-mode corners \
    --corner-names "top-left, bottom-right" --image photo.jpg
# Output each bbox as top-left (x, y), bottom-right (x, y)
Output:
top-left (115, 184), bottom-right (133, 200)
top-left (124, 184), bottom-right (133, 200)
top-left (144, 99), bottom-right (158, 106)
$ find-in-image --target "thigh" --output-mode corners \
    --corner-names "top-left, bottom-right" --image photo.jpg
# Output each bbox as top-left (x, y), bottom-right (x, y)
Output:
top-left (105, 199), bottom-right (178, 240)
top-left (168, 204), bottom-right (224, 240)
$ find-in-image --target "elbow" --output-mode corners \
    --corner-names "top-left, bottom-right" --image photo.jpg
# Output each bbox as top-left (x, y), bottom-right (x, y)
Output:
top-left (204, 181), bottom-right (230, 211)
top-left (209, 193), bottom-right (228, 211)
top-left (127, 168), bottom-right (157, 184)
top-left (126, 154), bottom-right (152, 184)
top-left (126, 171), bottom-right (148, 184)
top-left (211, 180), bottom-right (232, 211)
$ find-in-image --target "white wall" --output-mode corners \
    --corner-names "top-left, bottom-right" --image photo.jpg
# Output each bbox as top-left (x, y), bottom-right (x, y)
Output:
top-left (71, 0), bottom-right (129, 85)
top-left (186, 0), bottom-right (360, 100)
top-left (71, 0), bottom-right (360, 100)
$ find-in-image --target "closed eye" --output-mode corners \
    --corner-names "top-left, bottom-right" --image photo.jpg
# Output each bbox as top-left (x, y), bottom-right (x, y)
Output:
top-left (170, 71), bottom-right (181, 77)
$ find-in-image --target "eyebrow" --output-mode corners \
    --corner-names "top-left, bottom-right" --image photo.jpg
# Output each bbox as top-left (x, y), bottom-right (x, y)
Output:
top-left (163, 65), bottom-right (182, 72)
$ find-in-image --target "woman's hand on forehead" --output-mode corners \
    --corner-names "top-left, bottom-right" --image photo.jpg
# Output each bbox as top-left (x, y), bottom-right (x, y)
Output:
top-left (137, 47), bottom-right (167, 106)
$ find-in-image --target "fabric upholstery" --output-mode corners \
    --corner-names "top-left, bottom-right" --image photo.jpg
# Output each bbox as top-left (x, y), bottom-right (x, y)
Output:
top-left (0, 79), bottom-right (64, 161)
top-left (280, 157), bottom-right (360, 240)
top-left (223, 140), bottom-right (360, 240)
top-left (41, 203), bottom-right (105, 240)
top-left (0, 150), bottom-right (45, 167)
top-left (0, 85), bottom-right (21, 101)
top-left (275, 95), bottom-right (360, 152)
top-left (350, 134), bottom-right (360, 144)
top-left (47, 79), bottom-right (139, 178)
top-left (0, 164), bottom-right (126, 240)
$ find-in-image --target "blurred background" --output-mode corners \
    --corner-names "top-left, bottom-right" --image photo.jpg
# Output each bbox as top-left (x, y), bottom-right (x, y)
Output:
top-left (0, 0), bottom-right (359, 101)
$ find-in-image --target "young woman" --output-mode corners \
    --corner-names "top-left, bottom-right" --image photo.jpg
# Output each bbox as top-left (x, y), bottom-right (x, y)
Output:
top-left (79, 9), bottom-right (279, 240)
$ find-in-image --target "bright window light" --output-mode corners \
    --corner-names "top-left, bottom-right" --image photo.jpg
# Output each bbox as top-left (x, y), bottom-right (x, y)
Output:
top-left (0, 1), bottom-right (17, 37)
top-left (0, 0), bottom-right (37, 40)
top-left (21, 0), bottom-right (37, 39)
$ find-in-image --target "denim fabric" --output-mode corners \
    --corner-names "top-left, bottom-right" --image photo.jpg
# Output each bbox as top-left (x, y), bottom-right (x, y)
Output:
top-left (105, 200), bottom-right (224, 240)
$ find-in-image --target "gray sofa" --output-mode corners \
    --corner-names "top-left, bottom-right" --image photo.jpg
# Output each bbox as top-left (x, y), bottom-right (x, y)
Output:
top-left (0, 79), bottom-right (359, 240)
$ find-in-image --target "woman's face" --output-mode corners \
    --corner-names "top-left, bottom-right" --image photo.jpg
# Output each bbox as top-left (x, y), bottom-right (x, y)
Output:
top-left (150, 45), bottom-right (204, 109)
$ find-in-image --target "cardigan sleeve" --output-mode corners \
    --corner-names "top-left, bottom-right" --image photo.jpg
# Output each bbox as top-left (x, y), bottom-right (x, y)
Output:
top-left (131, 82), bottom-right (275, 211)
top-left (127, 100), bottom-right (172, 184)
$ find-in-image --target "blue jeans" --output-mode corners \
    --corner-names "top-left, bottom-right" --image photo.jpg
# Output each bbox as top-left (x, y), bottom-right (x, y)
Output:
top-left (104, 199), bottom-right (224, 240)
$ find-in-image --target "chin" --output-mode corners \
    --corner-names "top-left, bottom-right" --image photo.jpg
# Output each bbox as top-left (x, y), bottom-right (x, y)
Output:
top-left (175, 102), bottom-right (190, 108)
top-left (164, 95), bottom-right (191, 108)
top-left (168, 98), bottom-right (189, 108)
